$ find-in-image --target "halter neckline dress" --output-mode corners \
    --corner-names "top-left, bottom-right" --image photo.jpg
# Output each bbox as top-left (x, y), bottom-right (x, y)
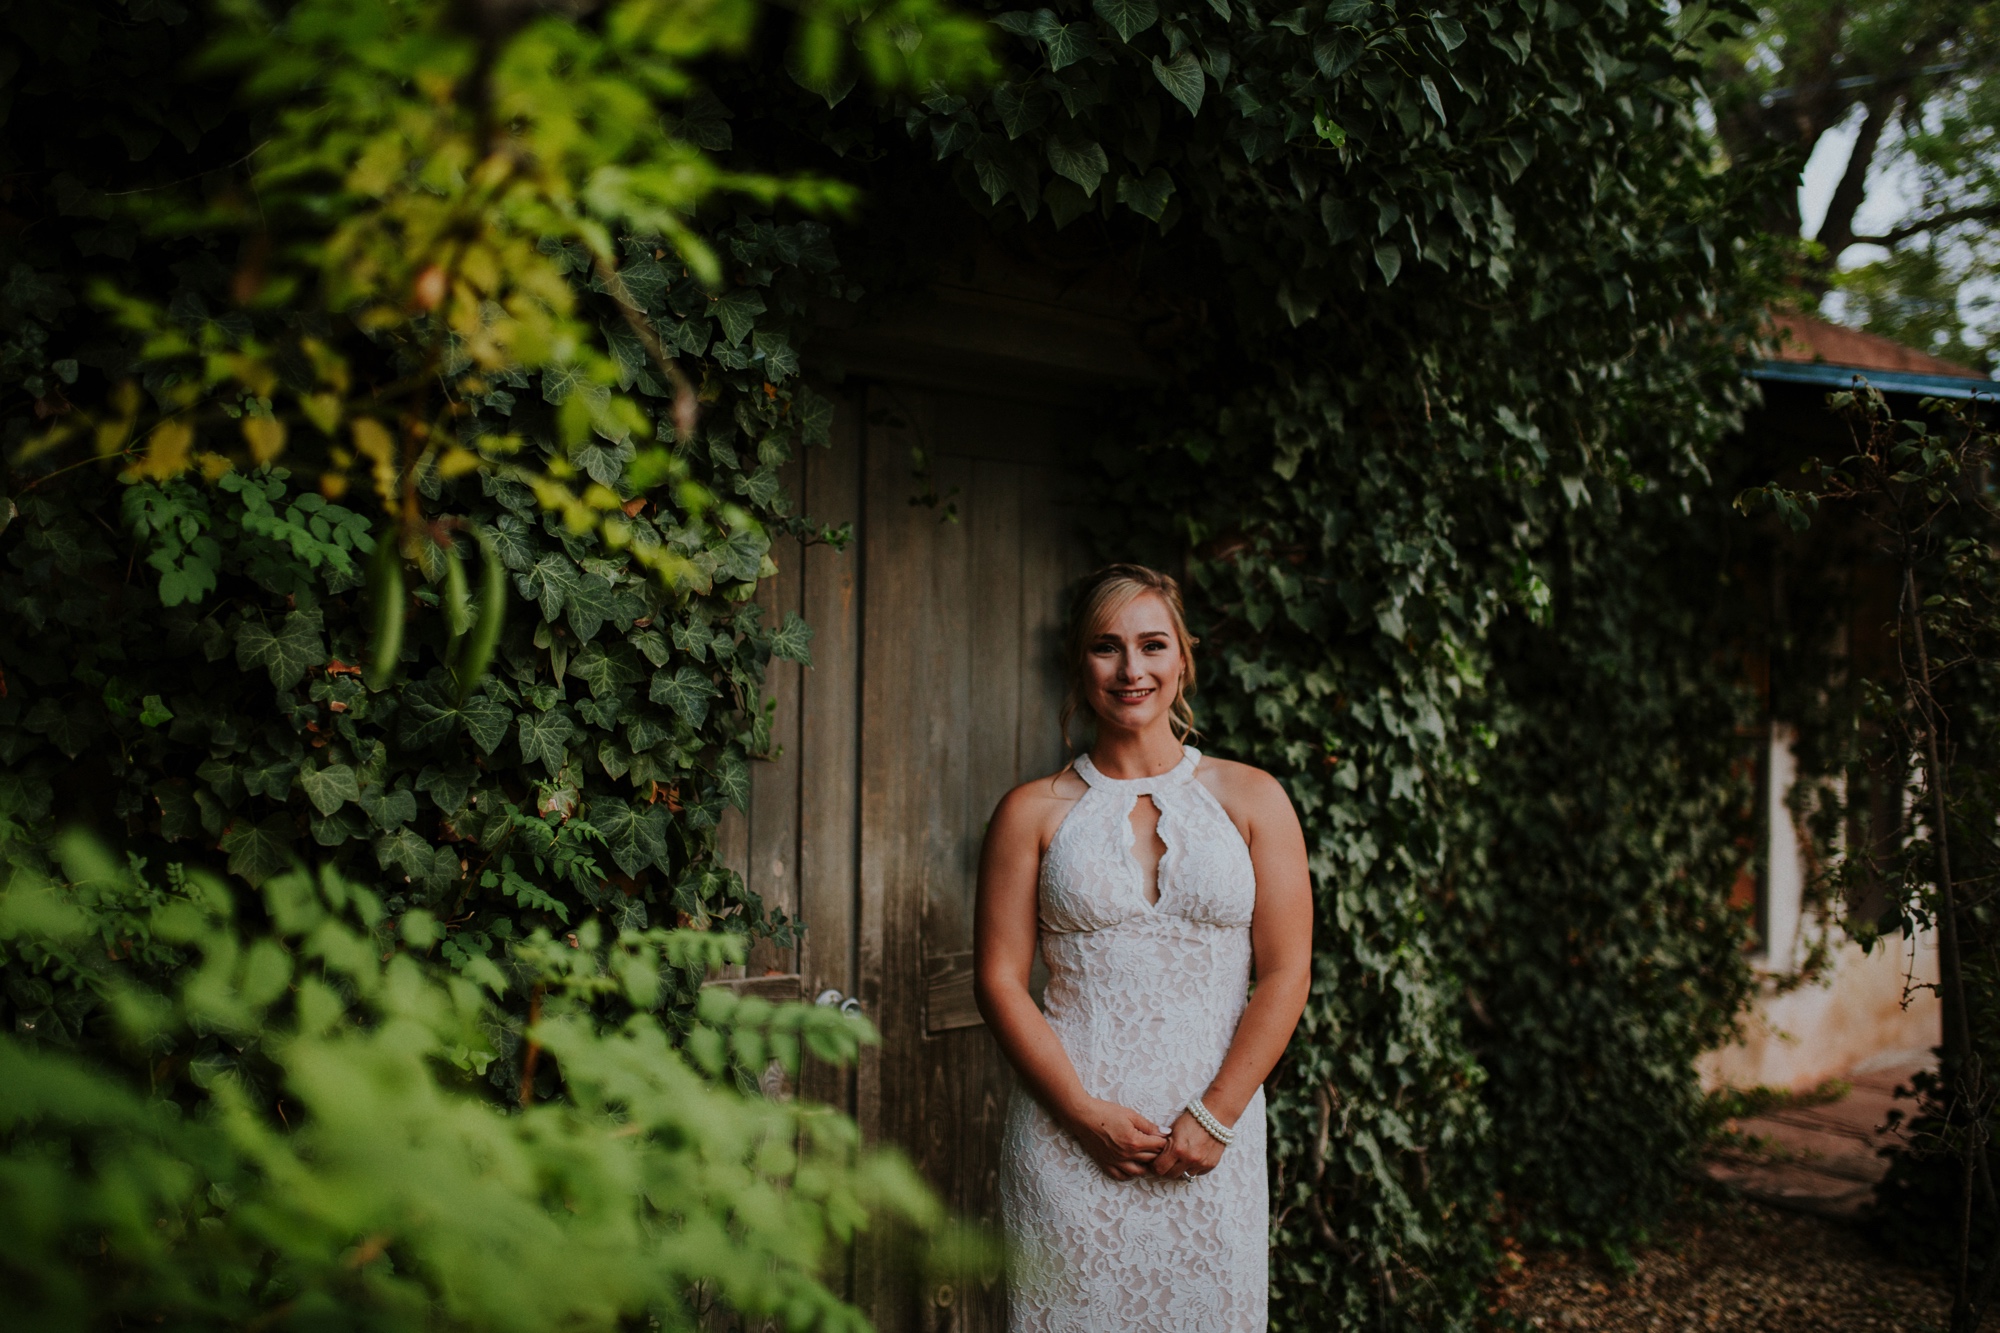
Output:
top-left (999, 746), bottom-right (1268, 1332)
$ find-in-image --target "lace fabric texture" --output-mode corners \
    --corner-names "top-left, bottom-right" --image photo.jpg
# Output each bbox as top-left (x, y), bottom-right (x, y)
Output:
top-left (1000, 747), bottom-right (1268, 1332)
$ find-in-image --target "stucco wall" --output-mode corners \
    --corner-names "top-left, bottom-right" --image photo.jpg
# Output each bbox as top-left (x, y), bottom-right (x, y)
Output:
top-left (1701, 928), bottom-right (1941, 1092)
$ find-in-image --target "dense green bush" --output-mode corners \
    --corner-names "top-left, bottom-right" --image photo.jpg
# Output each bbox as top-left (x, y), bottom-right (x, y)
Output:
top-left (3, 0), bottom-right (1781, 1328)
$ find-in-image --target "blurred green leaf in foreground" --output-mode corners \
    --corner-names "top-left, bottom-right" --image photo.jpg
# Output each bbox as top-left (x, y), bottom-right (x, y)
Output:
top-left (0, 829), bottom-right (939, 1332)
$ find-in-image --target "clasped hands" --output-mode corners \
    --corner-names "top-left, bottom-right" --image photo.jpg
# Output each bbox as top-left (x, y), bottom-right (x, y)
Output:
top-left (1065, 1096), bottom-right (1229, 1181)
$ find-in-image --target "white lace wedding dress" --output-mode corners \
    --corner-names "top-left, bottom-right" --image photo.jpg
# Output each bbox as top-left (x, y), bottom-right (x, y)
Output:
top-left (999, 747), bottom-right (1267, 1331)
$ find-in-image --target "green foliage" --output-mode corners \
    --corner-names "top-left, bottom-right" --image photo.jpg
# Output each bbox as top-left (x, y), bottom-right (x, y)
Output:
top-left (5, 0), bottom-right (1785, 1329)
top-left (1, 454), bottom-right (820, 1086)
top-left (1705, 0), bottom-right (2000, 359)
top-left (1455, 479), bottom-right (1758, 1247)
top-left (0, 831), bottom-right (928, 1332)
top-left (1835, 243), bottom-right (1997, 373)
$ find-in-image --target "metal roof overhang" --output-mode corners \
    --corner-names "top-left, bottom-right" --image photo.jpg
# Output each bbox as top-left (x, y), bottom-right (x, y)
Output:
top-left (1749, 358), bottom-right (1997, 402)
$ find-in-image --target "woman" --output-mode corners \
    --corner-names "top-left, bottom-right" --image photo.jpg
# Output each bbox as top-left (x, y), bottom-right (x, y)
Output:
top-left (975, 563), bottom-right (1314, 1332)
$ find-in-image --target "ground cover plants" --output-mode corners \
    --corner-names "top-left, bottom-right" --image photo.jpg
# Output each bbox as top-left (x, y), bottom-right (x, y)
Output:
top-left (3, 0), bottom-right (1796, 1328)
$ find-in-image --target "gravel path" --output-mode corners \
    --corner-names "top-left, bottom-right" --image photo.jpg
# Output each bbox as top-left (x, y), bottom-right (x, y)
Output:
top-left (1484, 1198), bottom-right (1949, 1332)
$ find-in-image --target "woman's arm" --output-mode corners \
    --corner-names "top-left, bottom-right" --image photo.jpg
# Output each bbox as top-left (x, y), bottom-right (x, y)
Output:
top-left (1151, 767), bottom-right (1313, 1178)
top-left (975, 782), bottom-right (1170, 1180)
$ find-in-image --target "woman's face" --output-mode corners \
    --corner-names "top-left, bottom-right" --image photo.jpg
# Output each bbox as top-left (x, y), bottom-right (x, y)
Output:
top-left (1083, 591), bottom-right (1183, 737)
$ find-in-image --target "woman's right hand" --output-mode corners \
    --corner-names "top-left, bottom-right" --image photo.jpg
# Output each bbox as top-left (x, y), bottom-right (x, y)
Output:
top-left (1062, 1098), bottom-right (1170, 1179)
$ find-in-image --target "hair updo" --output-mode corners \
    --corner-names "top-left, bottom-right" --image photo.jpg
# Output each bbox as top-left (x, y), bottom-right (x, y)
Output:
top-left (1060, 563), bottom-right (1199, 750)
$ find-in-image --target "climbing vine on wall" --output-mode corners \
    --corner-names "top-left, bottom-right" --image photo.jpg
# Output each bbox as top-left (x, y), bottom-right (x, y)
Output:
top-left (780, 0), bottom-right (1774, 1320)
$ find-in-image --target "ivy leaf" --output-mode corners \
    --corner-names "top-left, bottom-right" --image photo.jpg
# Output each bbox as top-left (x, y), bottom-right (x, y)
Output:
top-left (565, 573), bottom-right (619, 642)
top-left (242, 753), bottom-right (298, 801)
top-left (630, 628), bottom-right (672, 666)
top-left (299, 763), bottom-right (360, 816)
top-left (1046, 135), bottom-right (1110, 197)
top-left (714, 749), bottom-right (750, 812)
top-left (990, 9), bottom-right (1043, 35)
top-left (1313, 31), bottom-right (1364, 78)
top-left (154, 781), bottom-right (200, 841)
top-left (541, 361), bottom-right (585, 406)
top-left (595, 798), bottom-right (671, 876)
top-left (221, 814), bottom-right (295, 887)
top-left (1430, 12), bottom-right (1466, 50)
top-left (1093, 0), bottom-right (1157, 41)
top-left (736, 466), bottom-right (784, 510)
top-left (572, 640), bottom-right (645, 697)
top-left (1044, 22), bottom-right (1101, 69)
top-left (416, 762), bottom-right (479, 813)
top-left (795, 387), bottom-right (835, 447)
top-left (489, 513), bottom-right (537, 571)
top-left (460, 695), bottom-right (511, 753)
top-left (575, 439), bottom-right (637, 487)
top-left (768, 612), bottom-right (815, 666)
top-left (517, 705), bottom-right (581, 774)
top-left (1151, 52), bottom-right (1206, 116)
top-left (626, 711), bottom-right (676, 753)
top-left (715, 529), bottom-right (768, 584)
top-left (517, 553), bottom-right (579, 622)
top-left (375, 827), bottom-right (436, 883)
top-left (599, 739), bottom-right (632, 781)
top-left (402, 678), bottom-right (512, 753)
top-left (235, 608), bottom-right (325, 689)
top-left (196, 757), bottom-right (245, 807)
top-left (650, 666), bottom-right (721, 728)
top-left (358, 783), bottom-right (419, 832)
top-left (1374, 241), bottom-right (1403, 284)
top-left (25, 697), bottom-right (100, 759)
top-left (1420, 74), bottom-right (1447, 125)
top-left (711, 289), bottom-right (767, 346)
top-left (1116, 167), bottom-right (1177, 222)
top-left (311, 806), bottom-right (369, 848)
top-left (992, 83), bottom-right (1054, 140)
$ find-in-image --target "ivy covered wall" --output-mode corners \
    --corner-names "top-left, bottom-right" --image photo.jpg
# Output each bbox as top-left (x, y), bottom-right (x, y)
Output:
top-left (2, 0), bottom-right (1775, 1328)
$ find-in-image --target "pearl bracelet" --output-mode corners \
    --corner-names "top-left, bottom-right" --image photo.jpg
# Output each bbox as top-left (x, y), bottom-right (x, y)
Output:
top-left (1185, 1097), bottom-right (1236, 1147)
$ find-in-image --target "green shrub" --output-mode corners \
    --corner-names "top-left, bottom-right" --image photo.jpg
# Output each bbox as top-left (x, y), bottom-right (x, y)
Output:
top-left (0, 829), bottom-right (930, 1332)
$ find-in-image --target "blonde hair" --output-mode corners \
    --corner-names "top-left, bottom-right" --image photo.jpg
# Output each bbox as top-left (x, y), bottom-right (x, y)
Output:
top-left (1060, 563), bottom-right (1199, 750)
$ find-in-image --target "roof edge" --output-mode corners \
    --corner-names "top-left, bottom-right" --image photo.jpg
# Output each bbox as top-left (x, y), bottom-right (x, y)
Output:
top-left (1748, 359), bottom-right (1998, 402)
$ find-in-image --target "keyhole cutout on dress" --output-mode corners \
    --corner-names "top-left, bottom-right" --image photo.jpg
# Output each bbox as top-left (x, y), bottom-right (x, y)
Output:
top-left (1129, 795), bottom-right (1168, 905)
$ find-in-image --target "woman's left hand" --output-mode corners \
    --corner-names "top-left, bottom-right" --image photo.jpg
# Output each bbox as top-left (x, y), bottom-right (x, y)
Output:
top-left (1150, 1108), bottom-right (1228, 1180)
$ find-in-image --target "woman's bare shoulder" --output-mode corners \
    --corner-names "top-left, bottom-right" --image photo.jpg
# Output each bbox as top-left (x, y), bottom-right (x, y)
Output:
top-left (990, 764), bottom-right (1088, 838)
top-left (1193, 755), bottom-right (1296, 819)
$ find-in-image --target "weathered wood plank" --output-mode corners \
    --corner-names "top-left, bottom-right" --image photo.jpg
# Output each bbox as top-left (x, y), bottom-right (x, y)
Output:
top-left (1018, 461), bottom-right (1088, 777)
top-left (798, 395), bottom-right (864, 1117)
top-left (700, 973), bottom-right (803, 1001)
top-left (745, 458), bottom-right (805, 980)
top-left (856, 383), bottom-right (936, 1333)
top-left (923, 949), bottom-right (981, 1032)
top-left (917, 460), bottom-right (1022, 1035)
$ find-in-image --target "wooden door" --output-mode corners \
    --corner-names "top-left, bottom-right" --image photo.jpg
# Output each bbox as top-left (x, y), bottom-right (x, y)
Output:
top-left (717, 380), bottom-right (1091, 1332)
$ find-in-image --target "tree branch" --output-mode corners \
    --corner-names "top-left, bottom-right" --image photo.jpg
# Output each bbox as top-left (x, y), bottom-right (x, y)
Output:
top-left (1814, 93), bottom-right (1895, 263)
top-left (1853, 203), bottom-right (2000, 249)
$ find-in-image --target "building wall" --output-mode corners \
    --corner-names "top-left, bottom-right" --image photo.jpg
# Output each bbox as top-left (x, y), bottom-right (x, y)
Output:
top-left (1700, 725), bottom-right (1941, 1092)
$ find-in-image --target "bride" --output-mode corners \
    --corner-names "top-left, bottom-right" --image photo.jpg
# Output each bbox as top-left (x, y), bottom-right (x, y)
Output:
top-left (975, 563), bottom-right (1314, 1331)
